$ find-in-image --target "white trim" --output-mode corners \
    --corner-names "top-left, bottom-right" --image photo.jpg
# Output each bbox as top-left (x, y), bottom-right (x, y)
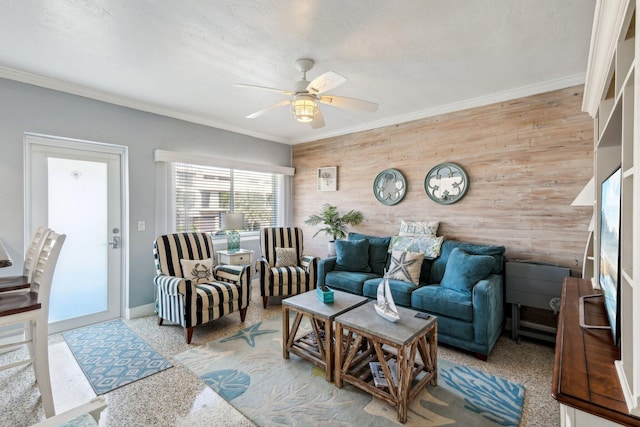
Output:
top-left (126, 303), bottom-right (155, 320)
top-left (0, 66), bottom-right (288, 144)
top-left (292, 73), bottom-right (587, 144)
top-left (24, 133), bottom-right (129, 331)
top-left (2, 65), bottom-right (585, 145)
top-left (154, 149), bottom-right (295, 176)
top-left (582, 0), bottom-right (630, 117)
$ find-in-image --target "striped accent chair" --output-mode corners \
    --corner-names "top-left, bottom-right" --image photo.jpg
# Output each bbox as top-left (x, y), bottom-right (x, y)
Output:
top-left (153, 233), bottom-right (251, 344)
top-left (256, 227), bottom-right (319, 308)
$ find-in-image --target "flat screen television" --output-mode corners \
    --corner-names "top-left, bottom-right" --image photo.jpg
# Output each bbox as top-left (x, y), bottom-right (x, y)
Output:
top-left (599, 167), bottom-right (622, 347)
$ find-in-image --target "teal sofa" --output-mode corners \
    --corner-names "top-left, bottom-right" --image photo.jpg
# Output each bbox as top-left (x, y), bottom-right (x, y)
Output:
top-left (317, 232), bottom-right (505, 359)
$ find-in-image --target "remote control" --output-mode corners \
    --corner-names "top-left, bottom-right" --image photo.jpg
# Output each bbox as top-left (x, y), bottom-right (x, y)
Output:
top-left (414, 312), bottom-right (430, 320)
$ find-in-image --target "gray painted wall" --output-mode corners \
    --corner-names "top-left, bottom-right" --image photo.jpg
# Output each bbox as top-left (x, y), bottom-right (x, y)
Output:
top-left (0, 78), bottom-right (291, 310)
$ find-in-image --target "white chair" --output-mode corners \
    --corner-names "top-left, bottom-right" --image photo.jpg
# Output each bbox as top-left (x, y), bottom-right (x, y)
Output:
top-left (0, 231), bottom-right (66, 418)
top-left (32, 397), bottom-right (106, 427)
top-left (0, 226), bottom-right (51, 292)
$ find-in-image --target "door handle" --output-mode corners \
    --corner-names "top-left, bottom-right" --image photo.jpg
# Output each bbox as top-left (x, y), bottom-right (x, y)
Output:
top-left (108, 236), bottom-right (121, 249)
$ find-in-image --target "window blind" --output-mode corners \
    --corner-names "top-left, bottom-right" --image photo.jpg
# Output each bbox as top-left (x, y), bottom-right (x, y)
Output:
top-left (174, 162), bottom-right (279, 233)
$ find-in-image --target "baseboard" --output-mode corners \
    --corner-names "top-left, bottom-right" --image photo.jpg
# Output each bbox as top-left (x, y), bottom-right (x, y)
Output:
top-left (126, 303), bottom-right (155, 319)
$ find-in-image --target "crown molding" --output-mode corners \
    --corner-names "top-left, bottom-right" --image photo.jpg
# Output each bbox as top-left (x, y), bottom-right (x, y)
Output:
top-left (0, 65), bottom-right (288, 144)
top-left (0, 65), bottom-right (585, 146)
top-left (291, 73), bottom-right (586, 144)
top-left (582, 0), bottom-right (629, 117)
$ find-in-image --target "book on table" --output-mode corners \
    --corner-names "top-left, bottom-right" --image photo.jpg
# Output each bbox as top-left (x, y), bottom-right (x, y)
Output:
top-left (369, 360), bottom-right (398, 387)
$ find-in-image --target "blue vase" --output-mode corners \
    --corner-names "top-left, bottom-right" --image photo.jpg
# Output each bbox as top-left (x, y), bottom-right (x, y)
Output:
top-left (227, 230), bottom-right (240, 252)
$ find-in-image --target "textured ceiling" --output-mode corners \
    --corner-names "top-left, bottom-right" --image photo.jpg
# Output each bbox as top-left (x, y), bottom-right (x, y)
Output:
top-left (0, 0), bottom-right (595, 144)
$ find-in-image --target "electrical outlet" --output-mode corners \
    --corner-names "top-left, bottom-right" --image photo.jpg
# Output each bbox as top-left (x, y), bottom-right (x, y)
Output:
top-left (137, 221), bottom-right (145, 232)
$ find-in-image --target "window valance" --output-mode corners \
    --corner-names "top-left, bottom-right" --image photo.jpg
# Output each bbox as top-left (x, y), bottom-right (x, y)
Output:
top-left (154, 149), bottom-right (295, 176)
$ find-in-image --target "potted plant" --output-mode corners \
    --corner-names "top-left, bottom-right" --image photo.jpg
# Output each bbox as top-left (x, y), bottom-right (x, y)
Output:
top-left (305, 204), bottom-right (363, 256)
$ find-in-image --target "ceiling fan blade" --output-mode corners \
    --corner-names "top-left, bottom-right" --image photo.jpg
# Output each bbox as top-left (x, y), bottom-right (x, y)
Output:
top-left (319, 95), bottom-right (379, 112)
top-left (246, 99), bottom-right (291, 119)
top-left (310, 109), bottom-right (325, 129)
top-left (306, 71), bottom-right (346, 95)
top-left (234, 83), bottom-right (294, 96)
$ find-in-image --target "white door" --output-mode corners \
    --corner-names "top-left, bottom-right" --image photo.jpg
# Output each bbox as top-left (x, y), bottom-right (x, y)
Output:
top-left (26, 134), bottom-right (127, 334)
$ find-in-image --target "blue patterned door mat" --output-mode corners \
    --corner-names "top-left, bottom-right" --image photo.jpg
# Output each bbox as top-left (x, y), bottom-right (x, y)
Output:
top-left (63, 320), bottom-right (172, 395)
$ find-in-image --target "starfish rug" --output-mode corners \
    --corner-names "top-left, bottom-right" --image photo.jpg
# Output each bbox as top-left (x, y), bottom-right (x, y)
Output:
top-left (175, 315), bottom-right (524, 426)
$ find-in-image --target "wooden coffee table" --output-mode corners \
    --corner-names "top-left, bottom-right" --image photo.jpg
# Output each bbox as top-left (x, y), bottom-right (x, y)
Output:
top-left (334, 301), bottom-right (437, 423)
top-left (282, 289), bottom-right (368, 381)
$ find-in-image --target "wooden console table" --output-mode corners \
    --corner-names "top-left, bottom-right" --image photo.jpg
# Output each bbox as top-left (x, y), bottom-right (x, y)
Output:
top-left (552, 277), bottom-right (640, 426)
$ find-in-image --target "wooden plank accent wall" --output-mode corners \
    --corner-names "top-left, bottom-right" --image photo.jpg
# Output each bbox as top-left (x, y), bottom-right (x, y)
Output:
top-left (292, 86), bottom-right (594, 273)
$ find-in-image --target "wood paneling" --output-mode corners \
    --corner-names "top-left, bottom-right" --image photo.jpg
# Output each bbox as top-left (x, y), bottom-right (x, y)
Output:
top-left (293, 86), bottom-right (593, 273)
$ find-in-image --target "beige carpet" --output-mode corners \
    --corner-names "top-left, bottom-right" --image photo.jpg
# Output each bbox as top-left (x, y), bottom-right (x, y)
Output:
top-left (0, 282), bottom-right (559, 426)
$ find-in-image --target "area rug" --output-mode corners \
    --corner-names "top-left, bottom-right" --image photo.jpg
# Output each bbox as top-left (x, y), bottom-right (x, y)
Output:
top-left (63, 319), bottom-right (172, 395)
top-left (175, 315), bottom-right (524, 426)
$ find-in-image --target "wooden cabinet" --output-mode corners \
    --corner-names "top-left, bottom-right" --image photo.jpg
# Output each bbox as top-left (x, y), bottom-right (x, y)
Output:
top-left (582, 0), bottom-right (640, 417)
top-left (553, 277), bottom-right (640, 426)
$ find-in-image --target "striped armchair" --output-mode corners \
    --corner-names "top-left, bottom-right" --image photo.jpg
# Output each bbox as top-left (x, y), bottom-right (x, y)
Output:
top-left (256, 227), bottom-right (319, 308)
top-left (153, 233), bottom-right (251, 344)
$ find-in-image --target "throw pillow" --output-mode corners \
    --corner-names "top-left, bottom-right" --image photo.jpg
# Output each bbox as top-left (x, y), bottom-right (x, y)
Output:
top-left (440, 248), bottom-right (496, 294)
top-left (275, 247), bottom-right (298, 267)
top-left (335, 239), bottom-right (371, 273)
top-left (399, 220), bottom-right (439, 237)
top-left (348, 232), bottom-right (391, 276)
top-left (389, 235), bottom-right (445, 259)
top-left (387, 250), bottom-right (424, 285)
top-left (180, 258), bottom-right (214, 284)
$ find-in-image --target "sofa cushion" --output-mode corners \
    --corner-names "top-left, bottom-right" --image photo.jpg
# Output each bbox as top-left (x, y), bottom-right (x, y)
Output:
top-left (335, 239), bottom-right (371, 273)
top-left (348, 232), bottom-right (391, 275)
top-left (363, 278), bottom-right (416, 307)
top-left (389, 235), bottom-right (445, 259)
top-left (275, 247), bottom-right (298, 267)
top-left (429, 240), bottom-right (505, 284)
top-left (410, 285), bottom-right (473, 322)
top-left (180, 258), bottom-right (214, 284)
top-left (325, 271), bottom-right (379, 295)
top-left (399, 219), bottom-right (439, 237)
top-left (388, 250), bottom-right (424, 285)
top-left (440, 248), bottom-right (496, 294)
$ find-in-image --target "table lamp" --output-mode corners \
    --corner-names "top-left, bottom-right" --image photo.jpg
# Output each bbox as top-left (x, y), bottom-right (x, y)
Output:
top-left (221, 212), bottom-right (245, 252)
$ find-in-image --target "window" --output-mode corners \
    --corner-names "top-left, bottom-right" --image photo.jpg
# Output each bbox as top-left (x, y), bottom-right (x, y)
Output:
top-left (174, 162), bottom-right (280, 234)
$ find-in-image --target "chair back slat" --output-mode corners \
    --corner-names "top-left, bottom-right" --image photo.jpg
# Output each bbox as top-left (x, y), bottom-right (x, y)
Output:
top-left (260, 228), bottom-right (303, 266)
top-left (30, 231), bottom-right (66, 311)
top-left (24, 226), bottom-right (51, 279)
top-left (154, 233), bottom-right (214, 277)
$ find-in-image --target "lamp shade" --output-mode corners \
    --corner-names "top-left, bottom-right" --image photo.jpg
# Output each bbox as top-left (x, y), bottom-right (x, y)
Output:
top-left (221, 212), bottom-right (245, 230)
top-left (291, 95), bottom-right (318, 123)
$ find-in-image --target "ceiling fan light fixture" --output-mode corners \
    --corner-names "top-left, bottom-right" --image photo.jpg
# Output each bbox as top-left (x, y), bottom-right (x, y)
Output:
top-left (291, 95), bottom-right (317, 123)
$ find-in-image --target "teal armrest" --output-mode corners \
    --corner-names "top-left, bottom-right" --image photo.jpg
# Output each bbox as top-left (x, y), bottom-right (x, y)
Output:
top-left (472, 274), bottom-right (504, 345)
top-left (317, 256), bottom-right (337, 288)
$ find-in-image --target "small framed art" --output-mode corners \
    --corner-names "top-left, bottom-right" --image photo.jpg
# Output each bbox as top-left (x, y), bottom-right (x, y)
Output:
top-left (317, 167), bottom-right (337, 191)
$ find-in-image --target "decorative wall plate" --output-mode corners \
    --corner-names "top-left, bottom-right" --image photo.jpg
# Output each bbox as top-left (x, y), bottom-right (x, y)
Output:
top-left (373, 169), bottom-right (406, 205)
top-left (424, 162), bottom-right (469, 204)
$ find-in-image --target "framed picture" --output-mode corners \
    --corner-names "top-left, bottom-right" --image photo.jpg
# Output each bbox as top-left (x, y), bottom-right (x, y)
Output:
top-left (317, 167), bottom-right (337, 191)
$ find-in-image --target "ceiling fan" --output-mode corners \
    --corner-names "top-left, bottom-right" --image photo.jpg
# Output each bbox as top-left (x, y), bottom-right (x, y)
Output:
top-left (236, 58), bottom-right (378, 129)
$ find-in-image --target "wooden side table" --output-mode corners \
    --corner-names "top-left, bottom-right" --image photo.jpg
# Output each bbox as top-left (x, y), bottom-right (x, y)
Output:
top-left (335, 301), bottom-right (437, 424)
top-left (282, 290), bottom-right (368, 382)
top-left (217, 249), bottom-right (253, 266)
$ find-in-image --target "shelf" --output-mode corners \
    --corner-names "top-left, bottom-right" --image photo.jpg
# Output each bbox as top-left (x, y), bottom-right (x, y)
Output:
top-left (586, 1), bottom-right (639, 419)
top-left (616, 41), bottom-right (635, 96)
top-left (597, 99), bottom-right (622, 148)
